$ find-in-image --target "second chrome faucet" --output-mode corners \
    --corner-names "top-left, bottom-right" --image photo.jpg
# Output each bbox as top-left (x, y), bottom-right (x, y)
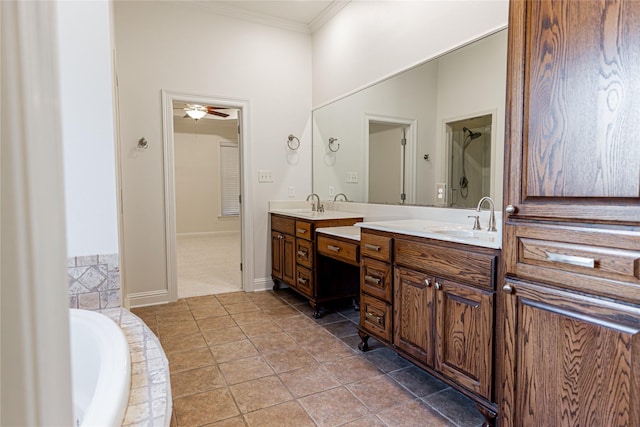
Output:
top-left (306, 193), bottom-right (324, 212)
top-left (476, 196), bottom-right (497, 232)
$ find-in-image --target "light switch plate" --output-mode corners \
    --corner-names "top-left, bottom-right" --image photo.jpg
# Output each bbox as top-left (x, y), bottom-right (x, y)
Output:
top-left (346, 172), bottom-right (359, 183)
top-left (258, 170), bottom-right (274, 182)
top-left (329, 186), bottom-right (335, 197)
top-left (288, 186), bottom-right (295, 197)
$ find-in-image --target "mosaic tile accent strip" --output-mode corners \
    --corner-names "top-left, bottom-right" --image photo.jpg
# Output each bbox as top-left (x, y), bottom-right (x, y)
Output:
top-left (68, 253), bottom-right (120, 310)
top-left (101, 308), bottom-right (172, 427)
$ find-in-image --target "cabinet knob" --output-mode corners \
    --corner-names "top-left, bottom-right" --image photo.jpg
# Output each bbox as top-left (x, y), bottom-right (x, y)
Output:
top-left (435, 281), bottom-right (442, 290)
top-left (424, 279), bottom-right (431, 287)
top-left (505, 205), bottom-right (517, 214)
top-left (503, 284), bottom-right (514, 294)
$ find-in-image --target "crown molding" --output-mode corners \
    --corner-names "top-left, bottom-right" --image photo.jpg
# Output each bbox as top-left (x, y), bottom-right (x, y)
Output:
top-left (309, 1), bottom-right (350, 33)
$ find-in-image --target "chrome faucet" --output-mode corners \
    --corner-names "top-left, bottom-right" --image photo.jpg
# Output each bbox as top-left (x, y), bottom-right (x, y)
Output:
top-left (333, 193), bottom-right (349, 202)
top-left (476, 196), bottom-right (497, 232)
top-left (306, 193), bottom-right (324, 212)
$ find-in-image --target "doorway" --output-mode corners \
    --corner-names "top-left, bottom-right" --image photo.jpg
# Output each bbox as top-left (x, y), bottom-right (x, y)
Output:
top-left (162, 91), bottom-right (253, 302)
top-left (172, 102), bottom-right (241, 297)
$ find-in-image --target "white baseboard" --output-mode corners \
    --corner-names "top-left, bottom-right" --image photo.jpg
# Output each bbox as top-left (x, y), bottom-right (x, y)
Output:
top-left (177, 231), bottom-right (240, 238)
top-left (252, 277), bottom-right (275, 292)
top-left (127, 289), bottom-right (170, 308)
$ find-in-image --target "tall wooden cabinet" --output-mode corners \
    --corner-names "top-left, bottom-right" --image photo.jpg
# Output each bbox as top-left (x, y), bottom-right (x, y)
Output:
top-left (500, 1), bottom-right (640, 425)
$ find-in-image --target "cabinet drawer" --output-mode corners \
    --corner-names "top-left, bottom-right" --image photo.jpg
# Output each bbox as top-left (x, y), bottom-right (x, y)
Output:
top-left (295, 221), bottom-right (313, 240)
top-left (361, 257), bottom-right (392, 303)
top-left (296, 239), bottom-right (313, 269)
top-left (360, 293), bottom-right (392, 343)
top-left (295, 266), bottom-right (314, 298)
top-left (317, 235), bottom-right (359, 265)
top-left (506, 222), bottom-right (640, 304)
top-left (271, 215), bottom-right (295, 235)
top-left (361, 232), bottom-right (392, 262)
top-left (395, 239), bottom-right (496, 290)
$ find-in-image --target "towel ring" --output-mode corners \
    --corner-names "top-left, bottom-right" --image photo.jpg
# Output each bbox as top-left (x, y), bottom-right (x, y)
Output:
top-left (287, 135), bottom-right (300, 150)
top-left (328, 137), bottom-right (340, 152)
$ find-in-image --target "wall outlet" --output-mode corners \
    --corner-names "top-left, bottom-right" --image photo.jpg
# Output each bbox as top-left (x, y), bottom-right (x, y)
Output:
top-left (288, 186), bottom-right (295, 197)
top-left (258, 170), bottom-right (273, 183)
top-left (435, 182), bottom-right (447, 205)
top-left (328, 186), bottom-right (335, 197)
top-left (346, 172), bottom-right (359, 183)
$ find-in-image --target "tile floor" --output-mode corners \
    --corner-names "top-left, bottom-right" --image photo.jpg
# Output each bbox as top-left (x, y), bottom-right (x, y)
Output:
top-left (132, 288), bottom-right (485, 427)
top-left (177, 233), bottom-right (242, 298)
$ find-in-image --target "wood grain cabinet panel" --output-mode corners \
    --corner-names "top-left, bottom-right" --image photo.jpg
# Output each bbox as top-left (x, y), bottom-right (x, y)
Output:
top-left (296, 239), bottom-right (313, 269)
top-left (361, 233), bottom-right (392, 262)
top-left (361, 257), bottom-right (392, 303)
top-left (435, 278), bottom-right (493, 399)
top-left (271, 230), bottom-right (295, 287)
top-left (393, 267), bottom-right (434, 367)
top-left (317, 235), bottom-right (359, 266)
top-left (360, 292), bottom-right (392, 343)
top-left (501, 279), bottom-right (640, 427)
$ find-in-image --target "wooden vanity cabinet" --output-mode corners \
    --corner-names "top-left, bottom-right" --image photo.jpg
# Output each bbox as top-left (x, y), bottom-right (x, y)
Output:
top-left (270, 213), bottom-right (362, 316)
top-left (358, 229), bottom-right (500, 423)
top-left (500, 1), bottom-right (640, 425)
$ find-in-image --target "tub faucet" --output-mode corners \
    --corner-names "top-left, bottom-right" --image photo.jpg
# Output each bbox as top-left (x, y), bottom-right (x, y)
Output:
top-left (476, 196), bottom-right (497, 232)
top-left (333, 193), bottom-right (349, 202)
top-left (306, 193), bottom-right (324, 212)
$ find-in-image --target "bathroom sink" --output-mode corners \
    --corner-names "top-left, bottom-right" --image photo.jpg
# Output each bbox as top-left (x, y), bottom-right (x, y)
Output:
top-left (432, 228), bottom-right (497, 242)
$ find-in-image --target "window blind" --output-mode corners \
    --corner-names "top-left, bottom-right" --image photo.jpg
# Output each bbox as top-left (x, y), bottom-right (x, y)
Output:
top-left (219, 142), bottom-right (240, 216)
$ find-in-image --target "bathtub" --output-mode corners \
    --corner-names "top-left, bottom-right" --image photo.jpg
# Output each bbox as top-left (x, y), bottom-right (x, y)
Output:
top-left (69, 309), bottom-right (131, 427)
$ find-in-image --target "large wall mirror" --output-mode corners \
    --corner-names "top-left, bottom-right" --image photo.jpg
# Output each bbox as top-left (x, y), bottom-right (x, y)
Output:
top-left (312, 28), bottom-right (507, 209)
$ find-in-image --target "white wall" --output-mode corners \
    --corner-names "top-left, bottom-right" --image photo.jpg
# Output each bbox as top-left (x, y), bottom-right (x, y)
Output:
top-left (57, 0), bottom-right (119, 257)
top-left (312, 0), bottom-right (509, 107)
top-left (114, 1), bottom-right (312, 301)
top-left (174, 119), bottom-right (240, 234)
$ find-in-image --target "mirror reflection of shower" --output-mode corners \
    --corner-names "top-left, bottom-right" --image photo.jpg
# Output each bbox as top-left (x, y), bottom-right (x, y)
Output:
top-left (447, 114), bottom-right (492, 208)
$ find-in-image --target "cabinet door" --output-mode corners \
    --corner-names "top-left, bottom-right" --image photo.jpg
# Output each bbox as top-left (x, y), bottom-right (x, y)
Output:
top-left (393, 267), bottom-right (434, 367)
top-left (434, 278), bottom-right (493, 399)
top-left (281, 233), bottom-right (296, 286)
top-left (505, 0), bottom-right (640, 223)
top-left (499, 279), bottom-right (640, 426)
top-left (271, 231), bottom-right (284, 281)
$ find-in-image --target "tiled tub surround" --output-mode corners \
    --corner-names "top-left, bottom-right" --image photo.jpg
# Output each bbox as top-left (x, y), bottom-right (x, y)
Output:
top-left (68, 254), bottom-right (121, 310)
top-left (132, 289), bottom-right (484, 427)
top-left (101, 308), bottom-right (172, 427)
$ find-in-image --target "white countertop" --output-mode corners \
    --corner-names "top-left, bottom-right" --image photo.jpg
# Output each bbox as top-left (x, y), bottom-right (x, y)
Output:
top-left (316, 226), bottom-right (361, 241)
top-left (356, 219), bottom-right (501, 249)
top-left (269, 208), bottom-right (364, 220)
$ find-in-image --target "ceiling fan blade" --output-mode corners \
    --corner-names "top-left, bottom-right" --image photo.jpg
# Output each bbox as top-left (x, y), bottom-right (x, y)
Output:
top-left (208, 110), bottom-right (230, 118)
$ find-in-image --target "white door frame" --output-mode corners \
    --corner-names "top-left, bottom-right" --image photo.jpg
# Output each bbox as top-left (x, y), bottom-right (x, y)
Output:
top-left (161, 90), bottom-right (253, 301)
top-left (363, 114), bottom-right (417, 204)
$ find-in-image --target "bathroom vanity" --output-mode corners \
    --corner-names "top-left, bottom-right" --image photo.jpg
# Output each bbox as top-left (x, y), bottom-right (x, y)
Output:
top-left (356, 219), bottom-right (501, 425)
top-left (269, 209), bottom-right (363, 317)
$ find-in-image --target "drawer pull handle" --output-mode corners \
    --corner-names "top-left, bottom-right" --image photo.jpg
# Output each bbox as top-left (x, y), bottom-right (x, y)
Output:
top-left (296, 228), bottom-right (307, 234)
top-left (505, 205), bottom-right (517, 214)
top-left (364, 275), bottom-right (381, 285)
top-left (297, 250), bottom-right (308, 257)
top-left (503, 284), bottom-right (514, 294)
top-left (365, 312), bottom-right (382, 325)
top-left (327, 245), bottom-right (341, 252)
top-left (297, 277), bottom-right (308, 285)
top-left (435, 281), bottom-right (442, 290)
top-left (424, 279), bottom-right (431, 287)
top-left (364, 243), bottom-right (381, 251)
top-left (545, 251), bottom-right (595, 268)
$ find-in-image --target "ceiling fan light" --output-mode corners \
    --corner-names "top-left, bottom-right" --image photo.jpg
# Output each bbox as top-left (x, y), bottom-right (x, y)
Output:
top-left (185, 105), bottom-right (207, 120)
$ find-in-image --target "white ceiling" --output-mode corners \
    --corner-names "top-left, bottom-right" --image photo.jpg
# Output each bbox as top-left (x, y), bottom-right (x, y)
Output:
top-left (189, 0), bottom-right (350, 33)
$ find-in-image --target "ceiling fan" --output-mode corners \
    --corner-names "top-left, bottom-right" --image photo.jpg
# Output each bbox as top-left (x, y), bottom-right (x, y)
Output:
top-left (175, 103), bottom-right (230, 120)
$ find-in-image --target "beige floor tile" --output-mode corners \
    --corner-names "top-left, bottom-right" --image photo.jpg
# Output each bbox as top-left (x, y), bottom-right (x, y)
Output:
top-left (185, 295), bottom-right (219, 308)
top-left (196, 315), bottom-right (237, 332)
top-left (230, 310), bottom-right (265, 325)
top-left (278, 365), bottom-right (341, 398)
top-left (347, 374), bottom-right (415, 412)
top-left (305, 338), bottom-right (357, 363)
top-left (276, 314), bottom-right (318, 332)
top-left (229, 375), bottom-right (293, 413)
top-left (167, 347), bottom-right (215, 373)
top-left (154, 299), bottom-right (189, 314)
top-left (249, 332), bottom-right (298, 354)
top-left (243, 401), bottom-right (315, 427)
top-left (173, 388), bottom-right (239, 427)
top-left (298, 386), bottom-right (369, 427)
top-left (216, 291), bottom-right (250, 304)
top-left (263, 305), bottom-right (300, 320)
top-left (158, 320), bottom-right (200, 339)
top-left (202, 326), bottom-right (247, 346)
top-left (209, 339), bottom-right (258, 363)
top-left (156, 310), bottom-right (195, 326)
top-left (202, 416), bottom-right (246, 427)
top-left (223, 301), bottom-right (261, 314)
top-left (238, 320), bottom-right (283, 338)
top-left (160, 332), bottom-right (207, 355)
top-left (376, 399), bottom-right (455, 427)
top-left (262, 347), bottom-right (318, 373)
top-left (324, 355), bottom-right (382, 384)
top-left (285, 325), bottom-right (335, 346)
top-left (218, 355), bottom-right (274, 385)
top-left (190, 305), bottom-right (229, 320)
top-left (341, 415), bottom-right (387, 427)
top-left (170, 365), bottom-right (226, 399)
